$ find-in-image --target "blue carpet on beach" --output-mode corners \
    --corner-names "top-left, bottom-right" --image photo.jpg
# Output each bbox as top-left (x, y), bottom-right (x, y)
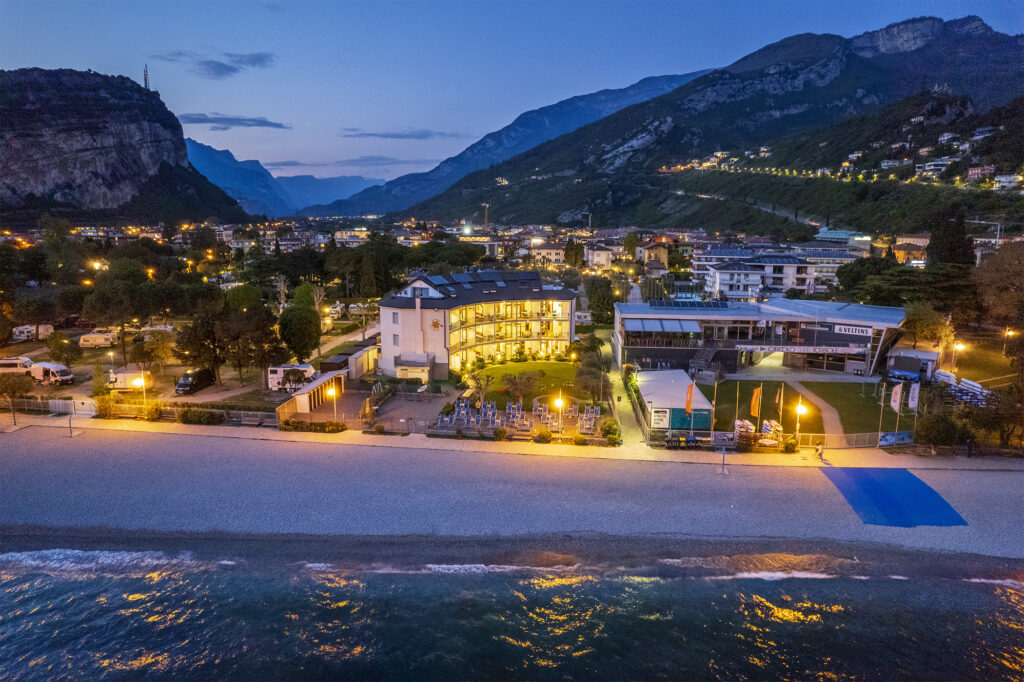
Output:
top-left (820, 468), bottom-right (967, 527)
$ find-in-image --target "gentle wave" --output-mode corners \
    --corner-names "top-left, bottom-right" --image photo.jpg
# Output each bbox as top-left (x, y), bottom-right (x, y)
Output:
top-left (963, 578), bottom-right (1024, 592)
top-left (0, 549), bottom-right (197, 572)
top-left (426, 563), bottom-right (581, 574)
top-left (705, 571), bottom-right (836, 581)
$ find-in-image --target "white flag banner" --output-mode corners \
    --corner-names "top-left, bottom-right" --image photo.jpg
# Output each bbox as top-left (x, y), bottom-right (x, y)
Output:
top-left (890, 382), bottom-right (903, 412)
top-left (908, 382), bottom-right (920, 411)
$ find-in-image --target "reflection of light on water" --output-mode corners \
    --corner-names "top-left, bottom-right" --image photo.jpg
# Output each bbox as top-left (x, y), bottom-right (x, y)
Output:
top-left (294, 570), bottom-right (373, 662)
top-left (730, 593), bottom-right (846, 673)
top-left (981, 586), bottom-right (1024, 675)
top-left (494, 573), bottom-right (603, 669)
top-left (98, 651), bottom-right (171, 672)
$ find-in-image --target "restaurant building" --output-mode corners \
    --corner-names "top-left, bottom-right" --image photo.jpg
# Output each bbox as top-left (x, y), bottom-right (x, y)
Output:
top-left (613, 298), bottom-right (905, 377)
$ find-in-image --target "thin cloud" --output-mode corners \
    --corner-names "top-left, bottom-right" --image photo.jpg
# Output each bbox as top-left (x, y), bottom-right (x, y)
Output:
top-left (339, 127), bottom-right (470, 140)
top-left (335, 155), bottom-right (440, 167)
top-left (264, 156), bottom-right (440, 169)
top-left (151, 50), bottom-right (275, 80)
top-left (179, 113), bottom-right (291, 130)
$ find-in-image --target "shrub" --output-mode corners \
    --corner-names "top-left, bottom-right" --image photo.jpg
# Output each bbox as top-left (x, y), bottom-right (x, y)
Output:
top-left (915, 413), bottom-right (963, 446)
top-left (449, 371), bottom-right (467, 389)
top-left (91, 364), bottom-right (109, 397)
top-left (572, 433), bottom-right (588, 446)
top-left (598, 417), bottom-right (621, 438)
top-left (178, 408), bottom-right (225, 425)
top-left (533, 426), bottom-right (552, 443)
top-left (143, 400), bottom-right (163, 421)
top-left (782, 437), bottom-right (798, 453)
top-left (605, 433), bottom-right (622, 447)
top-left (278, 418), bottom-right (347, 433)
top-left (493, 427), bottom-right (508, 441)
top-left (93, 394), bottom-right (116, 419)
top-left (374, 423), bottom-right (386, 434)
top-left (440, 401), bottom-right (456, 416)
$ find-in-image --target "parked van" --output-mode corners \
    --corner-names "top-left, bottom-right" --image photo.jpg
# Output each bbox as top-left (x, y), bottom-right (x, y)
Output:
top-left (106, 370), bottom-right (153, 391)
top-left (12, 324), bottom-right (54, 342)
top-left (79, 328), bottom-right (120, 348)
top-left (0, 356), bottom-right (74, 385)
top-left (267, 364), bottom-right (317, 392)
top-left (175, 368), bottom-right (215, 395)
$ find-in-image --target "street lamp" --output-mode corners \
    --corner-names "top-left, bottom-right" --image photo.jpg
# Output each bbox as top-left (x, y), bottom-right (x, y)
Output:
top-left (795, 399), bottom-right (807, 443)
top-left (952, 342), bottom-right (965, 371)
top-left (132, 374), bottom-right (147, 413)
top-left (326, 385), bottom-right (338, 422)
top-left (1003, 328), bottom-right (1016, 355)
top-left (107, 351), bottom-right (114, 371)
top-left (554, 393), bottom-right (564, 438)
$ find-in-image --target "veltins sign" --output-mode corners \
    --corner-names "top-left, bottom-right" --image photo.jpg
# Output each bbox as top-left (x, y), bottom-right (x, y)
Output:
top-left (834, 324), bottom-right (873, 336)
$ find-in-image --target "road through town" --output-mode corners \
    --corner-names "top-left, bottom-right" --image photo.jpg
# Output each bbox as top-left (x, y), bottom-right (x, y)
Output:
top-left (2, 426), bottom-right (1021, 558)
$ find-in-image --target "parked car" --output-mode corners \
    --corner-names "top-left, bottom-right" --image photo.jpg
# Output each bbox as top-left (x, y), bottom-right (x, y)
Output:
top-left (175, 368), bottom-right (216, 395)
top-left (0, 356), bottom-right (74, 385)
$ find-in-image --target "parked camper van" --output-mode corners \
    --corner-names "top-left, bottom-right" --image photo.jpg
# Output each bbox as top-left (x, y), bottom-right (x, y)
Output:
top-left (79, 328), bottom-right (120, 348)
top-left (107, 370), bottom-right (153, 391)
top-left (175, 368), bottom-right (215, 395)
top-left (12, 324), bottom-right (54, 342)
top-left (267, 364), bottom-right (317, 392)
top-left (0, 356), bottom-right (74, 385)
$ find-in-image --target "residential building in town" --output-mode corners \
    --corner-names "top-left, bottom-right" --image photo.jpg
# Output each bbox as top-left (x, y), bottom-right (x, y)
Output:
top-left (613, 298), bottom-right (905, 377)
top-left (378, 270), bottom-right (576, 380)
top-left (891, 242), bottom-right (928, 264)
top-left (530, 241), bottom-right (567, 265)
top-left (705, 255), bottom-right (815, 301)
top-left (584, 244), bottom-right (614, 270)
top-left (637, 241), bottom-right (669, 264)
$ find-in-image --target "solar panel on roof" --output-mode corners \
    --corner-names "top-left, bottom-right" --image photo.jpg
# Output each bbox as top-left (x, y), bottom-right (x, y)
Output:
top-left (452, 273), bottom-right (472, 282)
top-left (495, 280), bottom-right (506, 287)
top-left (427, 275), bottom-right (448, 285)
top-left (461, 283), bottom-right (472, 289)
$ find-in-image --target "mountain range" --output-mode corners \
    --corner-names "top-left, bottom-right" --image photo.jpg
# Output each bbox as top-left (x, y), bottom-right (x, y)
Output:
top-left (0, 68), bottom-right (249, 227)
top-left (185, 139), bottom-right (382, 217)
top-left (397, 16), bottom-right (1024, 227)
top-left (303, 70), bottom-right (711, 217)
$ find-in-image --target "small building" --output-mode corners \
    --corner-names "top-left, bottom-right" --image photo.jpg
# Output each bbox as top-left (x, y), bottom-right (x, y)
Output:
top-left (891, 242), bottom-right (928, 263)
top-left (887, 348), bottom-right (939, 381)
top-left (634, 370), bottom-right (713, 434)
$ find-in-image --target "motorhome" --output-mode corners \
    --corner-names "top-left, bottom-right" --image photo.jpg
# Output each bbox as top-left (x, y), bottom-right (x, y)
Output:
top-left (79, 328), bottom-right (120, 348)
top-left (12, 324), bottom-right (54, 342)
top-left (106, 370), bottom-right (153, 391)
top-left (267, 364), bottom-right (317, 392)
top-left (0, 356), bottom-right (74, 385)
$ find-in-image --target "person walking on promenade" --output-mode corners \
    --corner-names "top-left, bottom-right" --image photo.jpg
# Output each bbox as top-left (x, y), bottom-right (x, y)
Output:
top-left (815, 441), bottom-right (824, 462)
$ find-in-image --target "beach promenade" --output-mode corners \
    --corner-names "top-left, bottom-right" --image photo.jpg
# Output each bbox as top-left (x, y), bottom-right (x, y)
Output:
top-left (2, 425), bottom-right (1022, 558)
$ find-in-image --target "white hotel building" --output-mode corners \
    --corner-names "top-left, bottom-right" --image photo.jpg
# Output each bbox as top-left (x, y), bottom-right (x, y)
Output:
top-left (378, 271), bottom-right (576, 381)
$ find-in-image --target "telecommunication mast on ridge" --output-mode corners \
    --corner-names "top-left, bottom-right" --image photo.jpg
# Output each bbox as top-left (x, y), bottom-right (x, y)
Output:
top-left (144, 64), bottom-right (150, 90)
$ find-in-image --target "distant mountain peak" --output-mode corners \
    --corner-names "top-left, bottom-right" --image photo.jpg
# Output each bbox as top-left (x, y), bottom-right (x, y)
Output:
top-left (849, 15), bottom-right (995, 58)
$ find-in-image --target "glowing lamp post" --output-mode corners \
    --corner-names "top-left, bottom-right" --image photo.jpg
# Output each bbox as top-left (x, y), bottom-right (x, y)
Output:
top-left (952, 342), bottom-right (965, 371)
top-left (132, 374), bottom-right (147, 412)
top-left (795, 399), bottom-right (808, 443)
top-left (107, 351), bottom-right (114, 371)
top-left (554, 393), bottom-right (564, 437)
top-left (326, 385), bottom-right (338, 422)
top-left (1003, 329), bottom-right (1016, 355)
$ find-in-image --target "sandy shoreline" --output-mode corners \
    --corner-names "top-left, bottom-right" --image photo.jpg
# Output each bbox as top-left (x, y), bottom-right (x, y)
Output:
top-left (4, 526), bottom-right (1023, 581)
top-left (3, 426), bottom-right (1023, 559)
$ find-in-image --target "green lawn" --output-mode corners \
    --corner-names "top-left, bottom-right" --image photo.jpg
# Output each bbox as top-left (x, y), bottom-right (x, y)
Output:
top-left (476, 361), bottom-right (581, 408)
top-left (954, 339), bottom-right (1013, 382)
top-left (800, 381), bottom-right (907, 434)
top-left (696, 380), bottom-right (824, 434)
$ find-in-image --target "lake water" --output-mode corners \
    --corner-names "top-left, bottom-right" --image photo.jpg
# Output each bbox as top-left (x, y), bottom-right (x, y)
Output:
top-left (2, 544), bottom-right (1022, 679)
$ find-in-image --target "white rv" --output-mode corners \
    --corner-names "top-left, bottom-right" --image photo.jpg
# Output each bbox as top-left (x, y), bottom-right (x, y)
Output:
top-left (12, 324), bottom-right (54, 342)
top-left (0, 356), bottom-right (74, 385)
top-left (106, 370), bottom-right (153, 391)
top-left (79, 328), bottom-right (120, 348)
top-left (267, 364), bottom-right (317, 392)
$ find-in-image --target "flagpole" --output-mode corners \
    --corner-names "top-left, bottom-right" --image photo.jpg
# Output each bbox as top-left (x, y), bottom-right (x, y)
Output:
top-left (779, 383), bottom-right (785, 430)
top-left (733, 381), bottom-right (739, 430)
top-left (877, 381), bottom-right (886, 446)
top-left (894, 384), bottom-right (902, 434)
top-left (712, 380), bottom-right (718, 440)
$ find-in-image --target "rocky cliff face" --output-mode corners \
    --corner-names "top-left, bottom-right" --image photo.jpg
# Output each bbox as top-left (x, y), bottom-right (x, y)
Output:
top-left (0, 68), bottom-right (189, 209)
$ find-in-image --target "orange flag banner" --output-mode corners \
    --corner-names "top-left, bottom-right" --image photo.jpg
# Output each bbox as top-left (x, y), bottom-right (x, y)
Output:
top-left (751, 385), bottom-right (762, 417)
top-left (685, 383), bottom-right (694, 413)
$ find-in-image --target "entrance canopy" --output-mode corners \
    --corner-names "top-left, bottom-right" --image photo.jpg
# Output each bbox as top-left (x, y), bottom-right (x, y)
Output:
top-left (623, 318), bottom-right (701, 333)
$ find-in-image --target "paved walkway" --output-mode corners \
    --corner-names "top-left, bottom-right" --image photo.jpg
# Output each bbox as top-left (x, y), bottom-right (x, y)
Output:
top-left (6, 413), bottom-right (1023, 472)
top-left (789, 380), bottom-right (844, 436)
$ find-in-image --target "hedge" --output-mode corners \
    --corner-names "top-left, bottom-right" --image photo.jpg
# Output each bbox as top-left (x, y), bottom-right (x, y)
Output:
top-left (278, 418), bottom-right (347, 433)
top-left (178, 408), bottom-right (226, 425)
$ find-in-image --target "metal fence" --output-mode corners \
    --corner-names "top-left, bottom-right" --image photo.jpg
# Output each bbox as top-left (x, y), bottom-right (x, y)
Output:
top-left (11, 397), bottom-right (277, 426)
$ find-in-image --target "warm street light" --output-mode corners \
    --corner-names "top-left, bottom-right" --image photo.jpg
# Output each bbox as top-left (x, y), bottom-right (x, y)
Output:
top-left (326, 385), bottom-right (338, 421)
top-left (1003, 328), bottom-right (1017, 355)
top-left (132, 374), bottom-right (147, 413)
top-left (107, 351), bottom-right (114, 371)
top-left (795, 399), bottom-right (807, 443)
top-left (952, 342), bottom-right (965, 370)
top-left (554, 393), bottom-right (564, 438)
